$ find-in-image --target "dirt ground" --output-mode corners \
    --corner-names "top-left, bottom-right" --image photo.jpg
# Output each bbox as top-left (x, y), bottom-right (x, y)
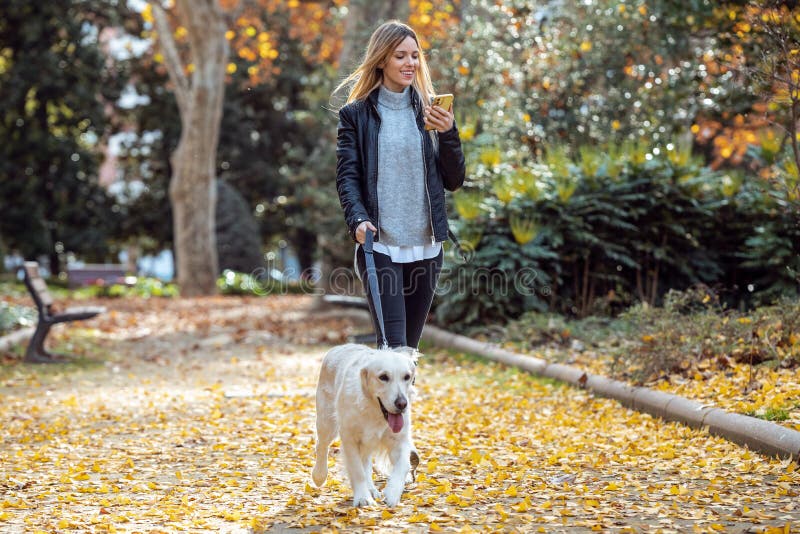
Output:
top-left (0, 296), bottom-right (798, 533)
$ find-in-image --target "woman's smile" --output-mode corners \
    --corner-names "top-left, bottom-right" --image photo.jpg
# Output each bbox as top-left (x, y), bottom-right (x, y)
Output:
top-left (382, 35), bottom-right (419, 92)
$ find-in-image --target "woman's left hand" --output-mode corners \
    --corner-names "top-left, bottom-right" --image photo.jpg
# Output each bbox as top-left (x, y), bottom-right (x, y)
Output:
top-left (424, 104), bottom-right (454, 133)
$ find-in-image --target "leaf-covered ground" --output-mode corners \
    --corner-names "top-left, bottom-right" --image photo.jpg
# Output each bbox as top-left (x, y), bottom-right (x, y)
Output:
top-left (518, 341), bottom-right (800, 432)
top-left (1, 296), bottom-right (798, 532)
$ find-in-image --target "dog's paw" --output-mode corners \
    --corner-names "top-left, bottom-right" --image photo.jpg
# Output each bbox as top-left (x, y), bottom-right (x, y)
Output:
top-left (352, 492), bottom-right (377, 508)
top-left (311, 463), bottom-right (327, 487)
top-left (383, 482), bottom-right (403, 508)
top-left (369, 486), bottom-right (383, 501)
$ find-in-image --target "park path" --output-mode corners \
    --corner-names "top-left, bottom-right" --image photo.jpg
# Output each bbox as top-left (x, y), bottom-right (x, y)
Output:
top-left (0, 296), bottom-right (798, 533)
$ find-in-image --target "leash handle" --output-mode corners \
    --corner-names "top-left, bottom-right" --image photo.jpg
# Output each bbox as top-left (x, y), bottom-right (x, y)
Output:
top-left (363, 230), bottom-right (388, 349)
top-left (448, 228), bottom-right (469, 262)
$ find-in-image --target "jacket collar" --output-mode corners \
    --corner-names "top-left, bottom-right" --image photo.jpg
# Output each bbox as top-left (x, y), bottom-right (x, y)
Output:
top-left (367, 85), bottom-right (423, 116)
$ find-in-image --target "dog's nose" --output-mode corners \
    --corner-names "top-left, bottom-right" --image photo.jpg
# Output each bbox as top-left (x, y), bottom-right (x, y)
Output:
top-left (394, 396), bottom-right (407, 412)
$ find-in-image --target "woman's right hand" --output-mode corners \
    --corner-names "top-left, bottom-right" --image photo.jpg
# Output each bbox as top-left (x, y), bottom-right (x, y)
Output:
top-left (355, 220), bottom-right (378, 244)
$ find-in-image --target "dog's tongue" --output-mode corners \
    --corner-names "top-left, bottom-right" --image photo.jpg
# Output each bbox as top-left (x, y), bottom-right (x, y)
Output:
top-left (387, 412), bottom-right (404, 433)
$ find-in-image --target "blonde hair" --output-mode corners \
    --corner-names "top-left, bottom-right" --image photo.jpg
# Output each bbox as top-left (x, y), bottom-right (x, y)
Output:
top-left (333, 21), bottom-right (435, 108)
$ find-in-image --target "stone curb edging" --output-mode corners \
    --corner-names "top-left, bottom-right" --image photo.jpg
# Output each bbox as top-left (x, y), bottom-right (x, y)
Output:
top-left (421, 324), bottom-right (800, 460)
top-left (0, 327), bottom-right (34, 353)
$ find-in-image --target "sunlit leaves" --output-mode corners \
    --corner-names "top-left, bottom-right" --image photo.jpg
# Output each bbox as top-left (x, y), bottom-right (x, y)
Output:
top-left (479, 147), bottom-right (502, 167)
top-left (141, 3), bottom-right (153, 24)
top-left (554, 175), bottom-right (578, 203)
top-left (144, 0), bottom-right (343, 85)
top-left (492, 167), bottom-right (542, 205)
top-left (453, 190), bottom-right (483, 220)
top-left (508, 214), bottom-right (538, 245)
top-left (142, 0), bottom-right (466, 89)
top-left (409, 0), bottom-right (460, 50)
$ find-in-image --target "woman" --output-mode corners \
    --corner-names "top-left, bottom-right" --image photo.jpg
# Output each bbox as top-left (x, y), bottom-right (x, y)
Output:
top-left (334, 20), bottom-right (465, 350)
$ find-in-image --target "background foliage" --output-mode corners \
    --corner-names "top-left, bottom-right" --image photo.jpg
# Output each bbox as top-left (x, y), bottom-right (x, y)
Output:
top-left (0, 1), bottom-right (131, 273)
top-left (0, 0), bottom-right (797, 324)
top-left (430, 0), bottom-right (800, 326)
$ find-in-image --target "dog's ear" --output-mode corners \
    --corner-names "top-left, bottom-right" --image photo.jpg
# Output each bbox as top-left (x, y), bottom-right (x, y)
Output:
top-left (360, 367), bottom-right (371, 396)
top-left (392, 346), bottom-right (421, 366)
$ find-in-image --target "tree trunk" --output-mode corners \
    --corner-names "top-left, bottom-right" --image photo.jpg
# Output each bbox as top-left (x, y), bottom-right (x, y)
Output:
top-left (152, 0), bottom-right (228, 296)
top-left (337, 0), bottom-right (410, 74)
top-left (169, 92), bottom-right (223, 296)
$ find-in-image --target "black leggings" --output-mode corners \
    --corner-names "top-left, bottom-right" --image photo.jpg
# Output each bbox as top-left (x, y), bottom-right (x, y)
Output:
top-left (356, 246), bottom-right (443, 349)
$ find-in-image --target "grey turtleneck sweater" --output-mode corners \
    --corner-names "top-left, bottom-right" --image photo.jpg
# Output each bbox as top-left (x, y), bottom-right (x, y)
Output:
top-left (376, 85), bottom-right (433, 247)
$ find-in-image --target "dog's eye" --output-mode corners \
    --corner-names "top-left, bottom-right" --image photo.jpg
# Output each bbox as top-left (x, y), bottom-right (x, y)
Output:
top-left (379, 374), bottom-right (389, 382)
top-left (404, 374), bottom-right (411, 381)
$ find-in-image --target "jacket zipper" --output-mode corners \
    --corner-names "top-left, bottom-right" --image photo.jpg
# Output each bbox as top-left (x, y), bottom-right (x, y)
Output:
top-left (416, 97), bottom-right (436, 244)
top-left (371, 100), bottom-right (381, 243)
top-left (421, 129), bottom-right (435, 244)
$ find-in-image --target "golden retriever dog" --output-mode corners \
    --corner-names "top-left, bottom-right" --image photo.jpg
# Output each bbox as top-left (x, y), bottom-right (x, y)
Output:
top-left (312, 344), bottom-right (418, 507)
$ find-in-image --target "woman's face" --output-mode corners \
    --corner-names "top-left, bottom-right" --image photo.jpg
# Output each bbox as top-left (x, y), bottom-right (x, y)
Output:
top-left (381, 35), bottom-right (419, 93)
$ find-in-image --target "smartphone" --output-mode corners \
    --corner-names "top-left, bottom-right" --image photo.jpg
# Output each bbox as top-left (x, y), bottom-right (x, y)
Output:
top-left (426, 93), bottom-right (454, 130)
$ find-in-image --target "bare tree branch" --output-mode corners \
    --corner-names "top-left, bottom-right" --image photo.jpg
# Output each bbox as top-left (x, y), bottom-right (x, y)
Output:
top-left (174, 0), bottom-right (202, 96)
top-left (151, 2), bottom-right (190, 115)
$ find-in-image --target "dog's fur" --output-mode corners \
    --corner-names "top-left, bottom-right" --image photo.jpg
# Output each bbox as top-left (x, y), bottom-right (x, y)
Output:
top-left (312, 344), bottom-right (418, 507)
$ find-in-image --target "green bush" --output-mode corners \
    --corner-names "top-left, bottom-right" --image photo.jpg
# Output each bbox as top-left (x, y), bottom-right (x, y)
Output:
top-left (216, 269), bottom-right (312, 296)
top-left (75, 277), bottom-right (179, 299)
top-left (0, 301), bottom-right (37, 336)
top-left (434, 216), bottom-right (555, 329)
top-left (612, 289), bottom-right (800, 383)
top-left (216, 181), bottom-right (264, 275)
top-left (435, 136), bottom-right (799, 330)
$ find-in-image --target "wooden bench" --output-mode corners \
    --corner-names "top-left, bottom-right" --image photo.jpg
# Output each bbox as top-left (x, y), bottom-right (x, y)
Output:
top-left (66, 264), bottom-right (128, 288)
top-left (22, 262), bottom-right (106, 363)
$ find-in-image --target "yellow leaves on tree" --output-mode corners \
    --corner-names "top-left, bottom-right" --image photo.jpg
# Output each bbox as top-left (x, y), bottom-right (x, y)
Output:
top-left (689, 2), bottom-right (800, 170)
top-left (409, 0), bottom-right (460, 49)
top-left (144, 0), bottom-right (343, 86)
top-left (692, 116), bottom-right (767, 169)
top-left (145, 0), bottom-right (461, 86)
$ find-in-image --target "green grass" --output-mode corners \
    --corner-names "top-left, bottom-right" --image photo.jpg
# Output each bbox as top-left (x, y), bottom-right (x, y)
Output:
top-left (421, 343), bottom-right (565, 391)
top-left (0, 330), bottom-right (107, 385)
top-left (0, 279), bottom-right (73, 299)
top-left (0, 301), bottom-right (37, 336)
top-left (0, 280), bottom-right (32, 298)
top-left (744, 407), bottom-right (791, 422)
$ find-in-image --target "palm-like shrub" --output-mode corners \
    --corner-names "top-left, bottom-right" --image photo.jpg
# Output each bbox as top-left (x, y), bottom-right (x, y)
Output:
top-left (435, 137), bottom-right (799, 329)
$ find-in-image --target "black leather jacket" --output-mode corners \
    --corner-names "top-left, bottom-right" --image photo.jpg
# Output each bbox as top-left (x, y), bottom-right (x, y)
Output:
top-left (335, 86), bottom-right (466, 243)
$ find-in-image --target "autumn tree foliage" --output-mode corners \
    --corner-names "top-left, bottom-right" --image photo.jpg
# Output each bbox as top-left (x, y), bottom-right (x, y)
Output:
top-left (140, 0), bottom-right (463, 295)
top-left (0, 1), bottom-right (129, 273)
top-left (735, 1), bottom-right (800, 200)
top-left (143, 0), bottom-right (343, 296)
top-left (418, 0), bottom-right (800, 322)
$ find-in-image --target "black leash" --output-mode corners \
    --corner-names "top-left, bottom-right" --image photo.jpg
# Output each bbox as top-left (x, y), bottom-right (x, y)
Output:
top-left (448, 228), bottom-right (469, 262)
top-left (363, 228), bottom-right (465, 349)
top-left (364, 230), bottom-right (420, 481)
top-left (363, 230), bottom-right (389, 349)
